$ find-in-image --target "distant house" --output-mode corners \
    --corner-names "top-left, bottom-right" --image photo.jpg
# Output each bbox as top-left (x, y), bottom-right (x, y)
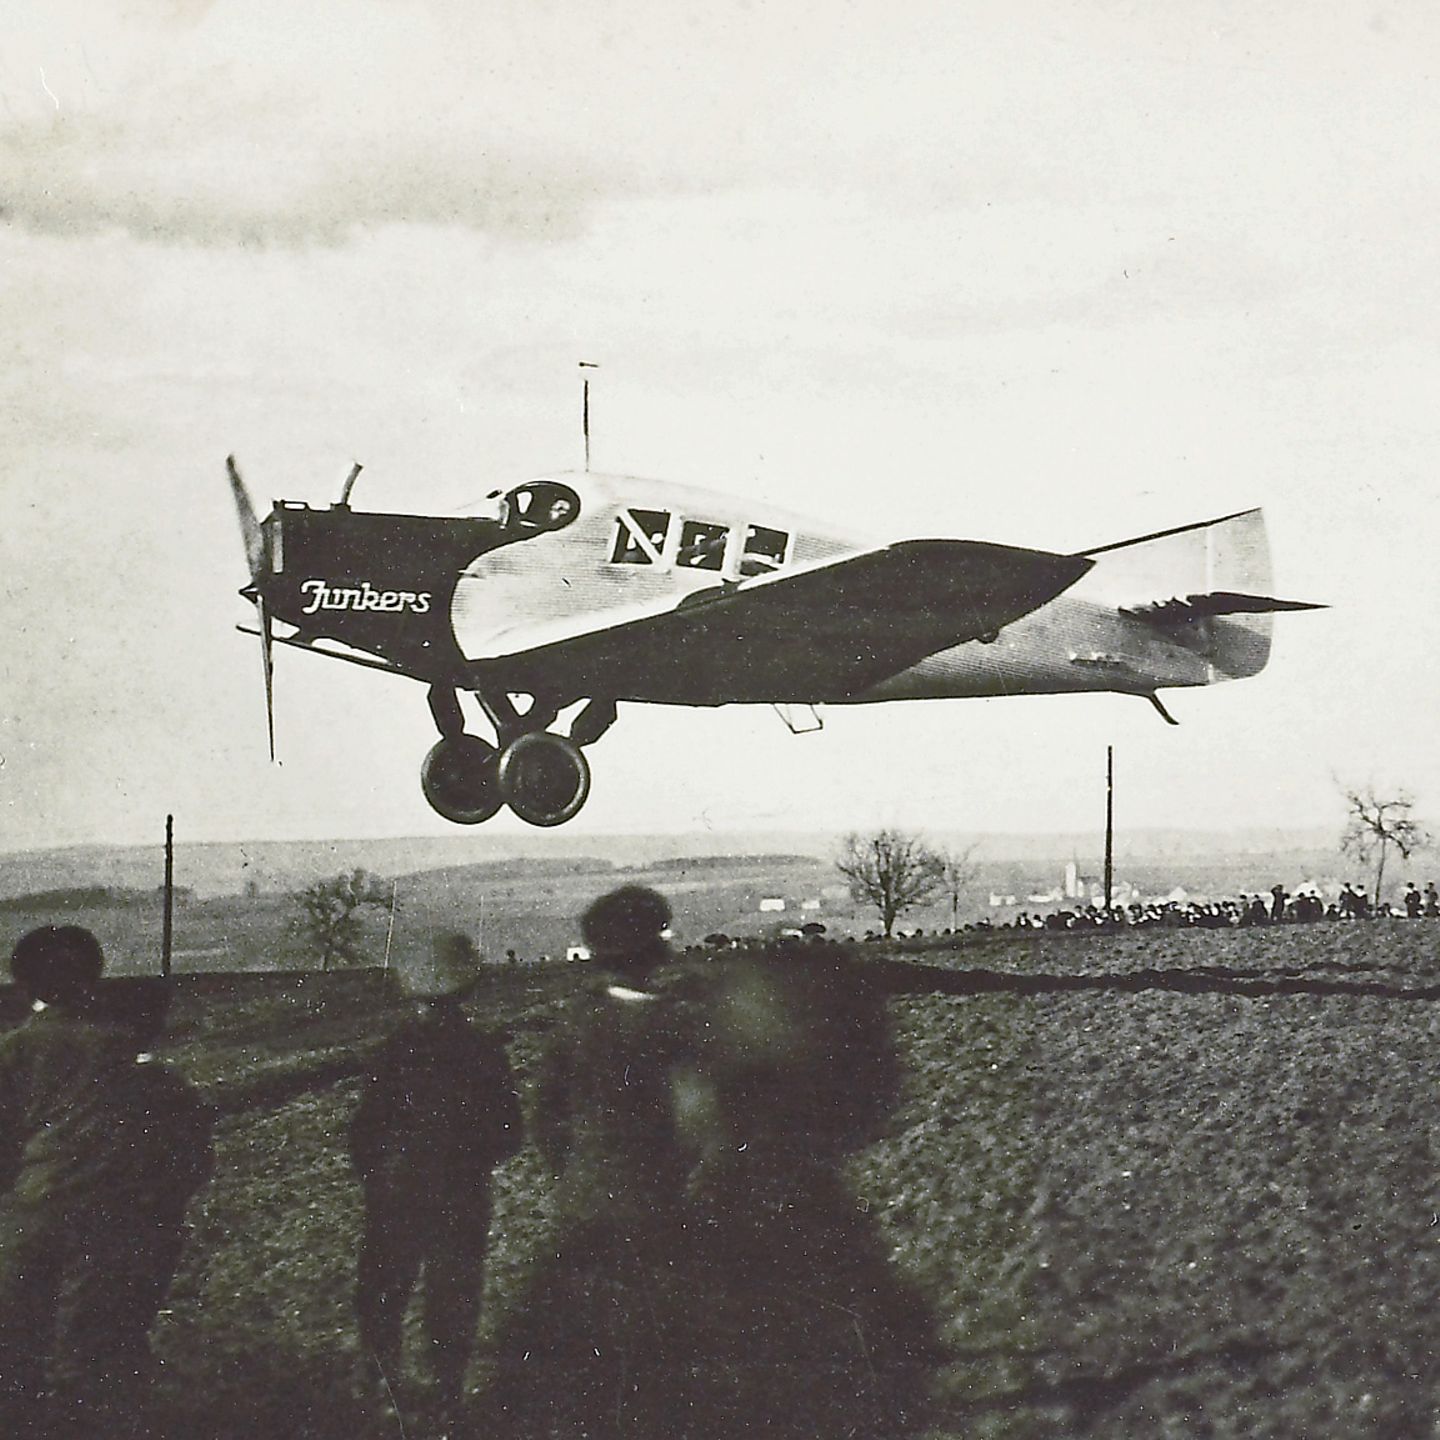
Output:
top-left (566, 945), bottom-right (591, 962)
top-left (758, 897), bottom-right (786, 913)
top-left (800, 898), bottom-right (822, 911)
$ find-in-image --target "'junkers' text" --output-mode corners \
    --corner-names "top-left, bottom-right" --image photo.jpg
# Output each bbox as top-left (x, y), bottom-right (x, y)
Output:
top-left (299, 579), bottom-right (433, 615)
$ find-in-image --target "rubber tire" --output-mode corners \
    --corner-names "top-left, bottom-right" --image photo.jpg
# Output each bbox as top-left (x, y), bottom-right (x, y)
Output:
top-left (420, 734), bottom-right (503, 824)
top-left (496, 732), bottom-right (592, 827)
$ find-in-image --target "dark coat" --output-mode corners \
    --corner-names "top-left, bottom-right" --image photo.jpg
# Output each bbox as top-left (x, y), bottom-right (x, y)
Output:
top-left (349, 1005), bottom-right (522, 1197)
top-left (0, 1006), bottom-right (138, 1208)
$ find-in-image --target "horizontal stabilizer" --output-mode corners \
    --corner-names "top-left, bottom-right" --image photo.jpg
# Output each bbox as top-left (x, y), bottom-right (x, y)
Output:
top-left (1076, 507), bottom-right (1319, 683)
top-left (1123, 591), bottom-right (1326, 628)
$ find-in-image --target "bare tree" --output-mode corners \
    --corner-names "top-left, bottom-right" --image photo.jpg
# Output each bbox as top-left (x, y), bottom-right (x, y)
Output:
top-left (292, 868), bottom-right (392, 971)
top-left (937, 844), bottom-right (980, 930)
top-left (1340, 787), bottom-right (1431, 910)
top-left (836, 829), bottom-right (945, 938)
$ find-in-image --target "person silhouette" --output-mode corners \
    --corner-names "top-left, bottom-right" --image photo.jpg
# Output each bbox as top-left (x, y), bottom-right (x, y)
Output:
top-left (350, 933), bottom-right (522, 1422)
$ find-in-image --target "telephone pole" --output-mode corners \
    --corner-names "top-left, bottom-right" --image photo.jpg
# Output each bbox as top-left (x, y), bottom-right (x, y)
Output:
top-left (162, 813), bottom-right (174, 978)
top-left (1103, 746), bottom-right (1115, 918)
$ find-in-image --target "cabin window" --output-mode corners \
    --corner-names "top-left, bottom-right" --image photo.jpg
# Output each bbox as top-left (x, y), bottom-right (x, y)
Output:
top-left (501, 481), bottom-right (581, 533)
top-left (677, 520), bottom-right (728, 571)
top-left (739, 524), bottom-right (789, 577)
top-left (610, 508), bottom-right (671, 565)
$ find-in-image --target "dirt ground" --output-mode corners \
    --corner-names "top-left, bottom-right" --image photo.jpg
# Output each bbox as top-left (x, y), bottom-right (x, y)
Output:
top-left (28, 921), bottom-right (1440, 1438)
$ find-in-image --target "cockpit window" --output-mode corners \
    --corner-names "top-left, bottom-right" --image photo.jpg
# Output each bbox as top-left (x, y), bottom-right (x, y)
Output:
top-left (739, 524), bottom-right (789, 577)
top-left (677, 520), bottom-right (728, 571)
top-left (501, 481), bottom-right (581, 533)
top-left (610, 508), bottom-right (671, 565)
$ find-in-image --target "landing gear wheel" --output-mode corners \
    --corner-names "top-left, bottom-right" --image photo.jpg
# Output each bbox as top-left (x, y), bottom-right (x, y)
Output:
top-left (420, 735), bottom-right (503, 824)
top-left (497, 732), bottom-right (592, 827)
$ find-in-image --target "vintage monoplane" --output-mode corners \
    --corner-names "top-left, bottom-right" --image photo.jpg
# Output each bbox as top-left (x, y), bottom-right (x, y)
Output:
top-left (228, 458), bottom-right (1318, 827)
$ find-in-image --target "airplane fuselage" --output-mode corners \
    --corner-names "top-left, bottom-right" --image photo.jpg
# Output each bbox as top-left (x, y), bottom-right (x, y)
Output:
top-left (232, 458), bottom-right (1306, 826)
top-left (256, 469), bottom-right (1259, 707)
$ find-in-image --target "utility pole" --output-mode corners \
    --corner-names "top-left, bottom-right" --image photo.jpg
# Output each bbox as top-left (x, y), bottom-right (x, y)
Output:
top-left (162, 813), bottom-right (174, 978)
top-left (383, 879), bottom-right (398, 975)
top-left (1103, 746), bottom-right (1114, 918)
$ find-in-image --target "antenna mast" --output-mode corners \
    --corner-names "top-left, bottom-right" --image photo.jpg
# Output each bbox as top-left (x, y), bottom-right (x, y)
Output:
top-left (579, 361), bottom-right (599, 470)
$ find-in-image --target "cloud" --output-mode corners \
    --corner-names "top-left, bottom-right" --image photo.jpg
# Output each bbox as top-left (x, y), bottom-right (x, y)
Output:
top-left (6, 0), bottom-right (1440, 256)
top-left (0, 0), bottom-right (735, 247)
top-left (0, 109), bottom-right (606, 247)
top-left (5, 0), bottom-right (930, 250)
top-left (0, 11), bottom-right (614, 246)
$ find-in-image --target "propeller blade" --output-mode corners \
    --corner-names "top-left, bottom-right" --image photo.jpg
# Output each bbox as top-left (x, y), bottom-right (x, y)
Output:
top-left (256, 592), bottom-right (276, 762)
top-left (226, 454), bottom-right (267, 582)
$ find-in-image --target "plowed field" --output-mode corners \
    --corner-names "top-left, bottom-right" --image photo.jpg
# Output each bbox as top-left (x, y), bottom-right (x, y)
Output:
top-left (35, 921), bottom-right (1440, 1438)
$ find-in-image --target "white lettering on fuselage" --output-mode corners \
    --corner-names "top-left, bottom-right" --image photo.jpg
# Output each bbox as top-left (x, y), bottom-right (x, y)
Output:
top-left (299, 579), bottom-right (432, 615)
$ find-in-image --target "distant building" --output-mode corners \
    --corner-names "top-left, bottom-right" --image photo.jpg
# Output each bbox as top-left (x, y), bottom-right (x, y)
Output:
top-left (800, 898), bottom-right (822, 911)
top-left (758, 897), bottom-right (786, 913)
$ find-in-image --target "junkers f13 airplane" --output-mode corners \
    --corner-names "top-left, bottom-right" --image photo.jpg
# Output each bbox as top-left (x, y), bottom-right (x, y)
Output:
top-left (228, 457), bottom-right (1319, 828)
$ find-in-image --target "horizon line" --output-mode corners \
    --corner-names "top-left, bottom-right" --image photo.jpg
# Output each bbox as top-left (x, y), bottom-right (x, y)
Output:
top-left (0, 820), bottom-right (1347, 862)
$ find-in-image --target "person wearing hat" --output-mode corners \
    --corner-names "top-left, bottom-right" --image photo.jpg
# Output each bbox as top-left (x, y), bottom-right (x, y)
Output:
top-left (0, 925), bottom-right (137, 1431)
top-left (529, 885), bottom-right (693, 1212)
top-left (349, 931), bottom-right (522, 1420)
top-left (489, 886), bottom-right (708, 1438)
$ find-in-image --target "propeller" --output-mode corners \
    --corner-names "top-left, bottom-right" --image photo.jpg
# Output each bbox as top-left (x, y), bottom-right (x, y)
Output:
top-left (226, 455), bottom-right (277, 760)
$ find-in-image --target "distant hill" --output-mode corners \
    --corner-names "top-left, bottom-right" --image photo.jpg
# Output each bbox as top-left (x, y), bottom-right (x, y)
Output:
top-left (642, 854), bottom-right (824, 873)
top-left (0, 885), bottom-right (175, 913)
top-left (0, 827), bottom-right (1345, 902)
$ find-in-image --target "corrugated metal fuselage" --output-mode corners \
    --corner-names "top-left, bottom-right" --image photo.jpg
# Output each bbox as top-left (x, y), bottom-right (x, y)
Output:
top-left (844, 595), bottom-right (1269, 706)
top-left (253, 470), bottom-right (1276, 708)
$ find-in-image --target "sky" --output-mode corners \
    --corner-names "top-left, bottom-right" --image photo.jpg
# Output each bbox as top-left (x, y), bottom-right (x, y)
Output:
top-left (2, 0), bottom-right (1438, 852)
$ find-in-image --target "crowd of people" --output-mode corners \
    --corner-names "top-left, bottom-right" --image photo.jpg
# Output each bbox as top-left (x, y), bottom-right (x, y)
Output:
top-left (990, 878), bottom-right (1440, 933)
top-left (0, 889), bottom-right (931, 1440)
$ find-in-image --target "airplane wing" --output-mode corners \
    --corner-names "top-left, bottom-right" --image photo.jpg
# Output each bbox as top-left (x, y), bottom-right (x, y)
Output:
top-left (478, 539), bottom-right (1093, 704)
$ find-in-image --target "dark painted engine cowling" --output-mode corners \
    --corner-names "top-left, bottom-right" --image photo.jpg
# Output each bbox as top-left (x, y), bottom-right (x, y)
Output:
top-left (257, 505), bottom-right (505, 680)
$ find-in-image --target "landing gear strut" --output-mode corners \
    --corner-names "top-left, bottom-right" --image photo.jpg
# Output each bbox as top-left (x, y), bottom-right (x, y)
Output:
top-left (418, 685), bottom-right (605, 827)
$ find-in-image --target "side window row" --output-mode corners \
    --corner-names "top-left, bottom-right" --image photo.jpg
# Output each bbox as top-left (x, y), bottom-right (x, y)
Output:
top-left (610, 510), bottom-right (790, 578)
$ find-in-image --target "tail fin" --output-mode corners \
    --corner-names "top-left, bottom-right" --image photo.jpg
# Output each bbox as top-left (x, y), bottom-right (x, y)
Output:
top-left (1077, 508), bottom-right (1321, 682)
